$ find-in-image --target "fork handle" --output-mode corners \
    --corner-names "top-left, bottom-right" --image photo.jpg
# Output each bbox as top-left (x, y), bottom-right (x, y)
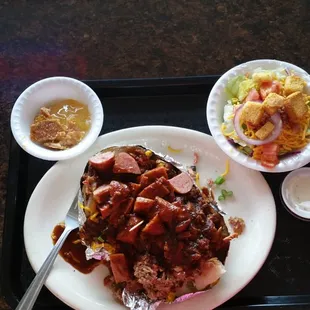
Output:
top-left (16, 227), bottom-right (72, 310)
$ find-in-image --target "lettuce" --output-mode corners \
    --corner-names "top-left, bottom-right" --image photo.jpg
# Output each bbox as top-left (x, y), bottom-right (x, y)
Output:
top-left (237, 79), bottom-right (256, 101)
top-left (225, 75), bottom-right (246, 99)
top-left (253, 68), bottom-right (287, 81)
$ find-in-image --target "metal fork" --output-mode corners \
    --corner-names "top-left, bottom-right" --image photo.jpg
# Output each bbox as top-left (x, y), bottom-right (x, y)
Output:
top-left (210, 200), bottom-right (227, 216)
top-left (16, 192), bottom-right (79, 310)
top-left (207, 185), bottom-right (227, 216)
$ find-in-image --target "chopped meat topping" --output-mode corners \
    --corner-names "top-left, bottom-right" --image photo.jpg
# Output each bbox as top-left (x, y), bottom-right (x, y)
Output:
top-left (228, 217), bottom-right (245, 235)
top-left (138, 176), bottom-right (171, 199)
top-left (168, 172), bottom-right (194, 194)
top-left (133, 254), bottom-right (183, 300)
top-left (113, 152), bottom-right (141, 174)
top-left (80, 146), bottom-right (231, 303)
top-left (89, 151), bottom-right (115, 171)
top-left (110, 253), bottom-right (130, 283)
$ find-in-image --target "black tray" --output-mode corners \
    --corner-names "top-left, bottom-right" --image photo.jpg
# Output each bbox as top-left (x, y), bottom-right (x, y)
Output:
top-left (2, 76), bottom-right (310, 310)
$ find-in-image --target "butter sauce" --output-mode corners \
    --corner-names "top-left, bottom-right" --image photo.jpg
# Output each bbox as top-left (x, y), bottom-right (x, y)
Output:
top-left (48, 99), bottom-right (91, 132)
top-left (31, 99), bottom-right (91, 150)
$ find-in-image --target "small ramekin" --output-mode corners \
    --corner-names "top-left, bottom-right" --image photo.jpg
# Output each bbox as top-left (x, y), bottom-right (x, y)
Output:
top-left (281, 167), bottom-right (310, 221)
top-left (10, 77), bottom-right (104, 161)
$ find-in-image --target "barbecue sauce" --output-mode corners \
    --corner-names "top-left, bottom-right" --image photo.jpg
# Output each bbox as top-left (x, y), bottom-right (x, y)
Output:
top-left (51, 224), bottom-right (100, 274)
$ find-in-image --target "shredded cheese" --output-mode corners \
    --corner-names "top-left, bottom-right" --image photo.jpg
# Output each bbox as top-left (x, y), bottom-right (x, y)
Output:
top-left (91, 241), bottom-right (104, 250)
top-left (167, 292), bottom-right (176, 302)
top-left (221, 123), bottom-right (236, 136)
top-left (221, 160), bottom-right (230, 177)
top-left (72, 239), bottom-right (81, 244)
top-left (83, 206), bottom-right (91, 213)
top-left (227, 114), bottom-right (234, 120)
top-left (91, 241), bottom-right (115, 253)
top-left (103, 243), bottom-right (115, 254)
top-left (302, 124), bottom-right (308, 140)
top-left (79, 202), bottom-right (92, 214)
top-left (243, 125), bottom-right (257, 139)
top-left (274, 118), bottom-right (310, 152)
top-left (253, 116), bottom-right (310, 161)
top-left (195, 172), bottom-right (201, 188)
top-left (90, 212), bottom-right (99, 222)
top-left (167, 145), bottom-right (183, 153)
top-left (224, 130), bottom-right (236, 137)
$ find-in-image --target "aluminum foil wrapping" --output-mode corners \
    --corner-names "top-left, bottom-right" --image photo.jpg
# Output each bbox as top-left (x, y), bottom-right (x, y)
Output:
top-left (122, 288), bottom-right (206, 309)
top-left (77, 145), bottom-right (228, 309)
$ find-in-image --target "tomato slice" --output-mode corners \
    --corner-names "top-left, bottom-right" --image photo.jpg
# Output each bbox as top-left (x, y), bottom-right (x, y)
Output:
top-left (245, 88), bottom-right (261, 102)
top-left (260, 143), bottom-right (280, 168)
top-left (262, 143), bottom-right (280, 155)
top-left (259, 81), bottom-right (281, 99)
top-left (261, 154), bottom-right (278, 162)
top-left (261, 160), bottom-right (277, 168)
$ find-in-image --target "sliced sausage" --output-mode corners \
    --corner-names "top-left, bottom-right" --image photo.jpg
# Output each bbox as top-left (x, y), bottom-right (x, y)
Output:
top-left (128, 182), bottom-right (141, 197)
top-left (156, 196), bottom-right (178, 226)
top-left (142, 214), bottom-right (165, 235)
top-left (177, 231), bottom-right (191, 240)
top-left (175, 219), bottom-right (191, 233)
top-left (168, 172), bottom-right (193, 194)
top-left (139, 175), bottom-right (149, 188)
top-left (113, 152), bottom-right (141, 174)
top-left (109, 181), bottom-right (130, 205)
top-left (93, 184), bottom-right (111, 203)
top-left (142, 167), bottom-right (168, 184)
top-left (89, 151), bottom-right (115, 171)
top-left (134, 197), bottom-right (154, 214)
top-left (117, 216), bottom-right (143, 244)
top-left (138, 176), bottom-right (170, 199)
top-left (99, 204), bottom-right (113, 219)
top-left (110, 253), bottom-right (130, 283)
top-left (122, 197), bottom-right (135, 214)
top-left (109, 198), bottom-right (134, 226)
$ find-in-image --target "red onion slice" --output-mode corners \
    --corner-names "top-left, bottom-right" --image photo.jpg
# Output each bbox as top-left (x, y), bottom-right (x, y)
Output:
top-left (233, 104), bottom-right (283, 146)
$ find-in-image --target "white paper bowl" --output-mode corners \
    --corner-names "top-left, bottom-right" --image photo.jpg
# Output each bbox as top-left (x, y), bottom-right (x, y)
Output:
top-left (11, 77), bottom-right (104, 161)
top-left (207, 59), bottom-right (310, 172)
top-left (281, 167), bottom-right (310, 221)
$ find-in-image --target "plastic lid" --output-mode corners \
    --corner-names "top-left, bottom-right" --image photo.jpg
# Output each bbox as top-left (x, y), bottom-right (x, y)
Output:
top-left (281, 167), bottom-right (310, 221)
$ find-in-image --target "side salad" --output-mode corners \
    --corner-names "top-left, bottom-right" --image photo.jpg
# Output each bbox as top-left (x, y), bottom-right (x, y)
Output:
top-left (222, 68), bottom-right (310, 168)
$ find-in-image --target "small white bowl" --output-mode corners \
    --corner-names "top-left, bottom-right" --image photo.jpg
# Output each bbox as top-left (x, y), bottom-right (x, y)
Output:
top-left (281, 167), bottom-right (310, 221)
top-left (11, 77), bottom-right (104, 161)
top-left (207, 59), bottom-right (310, 173)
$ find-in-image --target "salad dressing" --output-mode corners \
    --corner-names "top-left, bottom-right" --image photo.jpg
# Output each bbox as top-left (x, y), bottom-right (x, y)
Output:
top-left (289, 176), bottom-right (310, 212)
top-left (281, 168), bottom-right (310, 220)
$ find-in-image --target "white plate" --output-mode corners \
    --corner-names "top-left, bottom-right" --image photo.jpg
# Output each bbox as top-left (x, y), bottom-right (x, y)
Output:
top-left (24, 126), bottom-right (276, 310)
top-left (207, 59), bottom-right (310, 173)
